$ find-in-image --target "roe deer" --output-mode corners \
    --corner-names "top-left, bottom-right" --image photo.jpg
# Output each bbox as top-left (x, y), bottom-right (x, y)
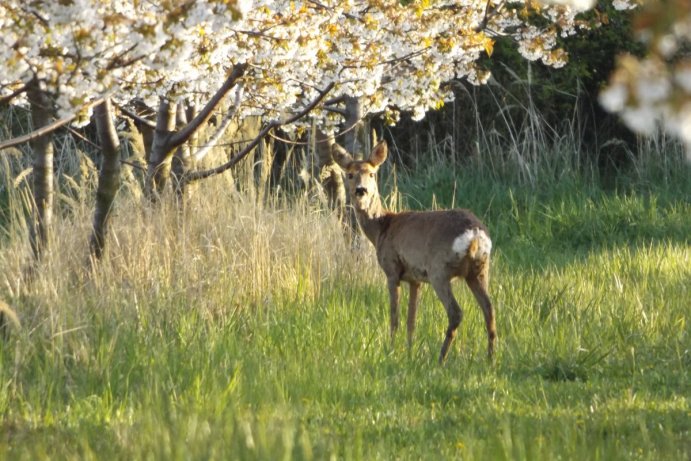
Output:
top-left (333, 140), bottom-right (496, 362)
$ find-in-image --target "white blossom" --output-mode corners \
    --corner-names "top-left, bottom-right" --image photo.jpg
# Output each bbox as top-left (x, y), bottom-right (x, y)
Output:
top-left (600, 0), bottom-right (691, 161)
top-left (1, 0), bottom-right (601, 128)
top-left (599, 83), bottom-right (628, 113)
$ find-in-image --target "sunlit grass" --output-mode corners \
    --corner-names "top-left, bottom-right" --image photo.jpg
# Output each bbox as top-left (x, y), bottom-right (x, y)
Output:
top-left (0, 150), bottom-right (689, 459)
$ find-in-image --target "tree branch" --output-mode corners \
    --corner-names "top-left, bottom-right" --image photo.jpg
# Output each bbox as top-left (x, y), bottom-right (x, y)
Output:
top-left (474, 0), bottom-right (506, 33)
top-left (0, 84), bottom-right (28, 106)
top-left (186, 82), bottom-right (335, 183)
top-left (324, 94), bottom-right (346, 106)
top-left (194, 85), bottom-right (244, 162)
top-left (307, 0), bottom-right (360, 20)
top-left (0, 97), bottom-right (105, 151)
top-left (168, 63), bottom-right (247, 150)
top-left (106, 44), bottom-right (146, 70)
top-left (121, 158), bottom-right (146, 171)
top-left (118, 104), bottom-right (157, 129)
top-left (324, 106), bottom-right (347, 116)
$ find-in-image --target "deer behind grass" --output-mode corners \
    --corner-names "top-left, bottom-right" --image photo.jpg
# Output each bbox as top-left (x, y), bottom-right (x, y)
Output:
top-left (333, 140), bottom-right (496, 362)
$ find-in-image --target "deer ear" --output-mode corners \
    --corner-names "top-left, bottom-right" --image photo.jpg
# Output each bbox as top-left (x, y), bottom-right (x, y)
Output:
top-left (369, 140), bottom-right (388, 167)
top-left (331, 143), bottom-right (353, 169)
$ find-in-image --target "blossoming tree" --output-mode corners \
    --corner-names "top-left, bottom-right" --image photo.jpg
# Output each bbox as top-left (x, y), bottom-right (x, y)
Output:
top-left (0, 0), bottom-right (252, 259)
top-left (1, 0), bottom-right (607, 259)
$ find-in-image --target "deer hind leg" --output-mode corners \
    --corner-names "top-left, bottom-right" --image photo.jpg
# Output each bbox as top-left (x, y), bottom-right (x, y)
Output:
top-left (387, 277), bottom-right (401, 345)
top-left (431, 278), bottom-right (463, 363)
top-left (466, 271), bottom-right (496, 360)
top-left (406, 282), bottom-right (421, 349)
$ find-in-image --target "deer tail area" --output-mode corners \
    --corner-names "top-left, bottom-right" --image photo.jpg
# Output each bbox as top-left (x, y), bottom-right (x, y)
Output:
top-left (451, 228), bottom-right (492, 262)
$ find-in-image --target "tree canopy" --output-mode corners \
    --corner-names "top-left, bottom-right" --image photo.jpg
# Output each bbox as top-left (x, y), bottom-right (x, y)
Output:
top-left (1, 1), bottom-right (601, 129)
top-left (5, 1), bottom-right (689, 158)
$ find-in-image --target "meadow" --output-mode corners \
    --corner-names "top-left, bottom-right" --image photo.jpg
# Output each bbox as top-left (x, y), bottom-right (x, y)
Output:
top-left (0, 133), bottom-right (689, 460)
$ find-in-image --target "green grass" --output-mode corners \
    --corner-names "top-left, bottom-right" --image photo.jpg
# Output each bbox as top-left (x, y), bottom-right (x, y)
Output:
top-left (0, 149), bottom-right (689, 460)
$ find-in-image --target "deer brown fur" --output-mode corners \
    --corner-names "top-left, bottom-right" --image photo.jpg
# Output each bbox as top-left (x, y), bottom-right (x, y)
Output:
top-left (333, 140), bottom-right (496, 362)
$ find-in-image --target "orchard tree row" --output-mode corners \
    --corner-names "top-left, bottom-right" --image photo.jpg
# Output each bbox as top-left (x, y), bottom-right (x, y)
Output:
top-left (1, 0), bottom-right (683, 266)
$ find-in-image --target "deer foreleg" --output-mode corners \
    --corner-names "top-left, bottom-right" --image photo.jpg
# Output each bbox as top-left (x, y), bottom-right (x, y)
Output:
top-left (407, 282), bottom-right (421, 349)
top-left (387, 278), bottom-right (400, 345)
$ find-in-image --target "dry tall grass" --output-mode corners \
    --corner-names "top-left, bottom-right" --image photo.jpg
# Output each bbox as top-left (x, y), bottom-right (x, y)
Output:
top-left (0, 174), bottom-right (381, 344)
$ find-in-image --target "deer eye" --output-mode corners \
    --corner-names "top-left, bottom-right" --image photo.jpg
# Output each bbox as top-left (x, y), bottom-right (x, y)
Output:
top-left (369, 173), bottom-right (374, 178)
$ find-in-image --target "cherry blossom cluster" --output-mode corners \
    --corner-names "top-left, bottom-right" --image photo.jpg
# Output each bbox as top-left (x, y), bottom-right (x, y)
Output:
top-left (597, 0), bottom-right (691, 160)
top-left (267, 0), bottom-right (596, 125)
top-left (1, 1), bottom-right (606, 129)
top-left (0, 1), bottom-right (251, 120)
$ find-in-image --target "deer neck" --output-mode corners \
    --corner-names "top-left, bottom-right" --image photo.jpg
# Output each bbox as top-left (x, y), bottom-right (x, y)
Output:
top-left (354, 194), bottom-right (388, 245)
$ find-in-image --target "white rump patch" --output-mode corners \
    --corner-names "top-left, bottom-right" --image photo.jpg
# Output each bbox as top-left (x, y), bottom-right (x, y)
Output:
top-left (452, 228), bottom-right (492, 258)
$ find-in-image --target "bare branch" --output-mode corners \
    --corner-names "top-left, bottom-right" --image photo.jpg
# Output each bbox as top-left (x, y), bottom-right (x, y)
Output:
top-left (0, 97), bottom-right (105, 151)
top-left (193, 85), bottom-right (244, 162)
top-left (324, 106), bottom-right (347, 116)
top-left (324, 94), bottom-right (346, 106)
top-left (186, 81), bottom-right (335, 183)
top-left (0, 84), bottom-right (28, 106)
top-left (282, 83), bottom-right (336, 126)
top-left (232, 29), bottom-right (282, 42)
top-left (474, 0), bottom-right (506, 33)
top-left (118, 104), bottom-right (157, 129)
top-left (168, 63), bottom-right (247, 150)
top-left (121, 158), bottom-right (146, 171)
top-left (307, 0), bottom-right (360, 20)
top-left (106, 44), bottom-right (146, 70)
top-left (65, 125), bottom-right (100, 150)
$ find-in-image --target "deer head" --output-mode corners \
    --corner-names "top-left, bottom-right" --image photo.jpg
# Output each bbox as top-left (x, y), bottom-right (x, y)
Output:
top-left (332, 140), bottom-right (388, 216)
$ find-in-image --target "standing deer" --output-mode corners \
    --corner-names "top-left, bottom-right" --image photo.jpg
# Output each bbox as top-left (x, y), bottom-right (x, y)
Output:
top-left (333, 140), bottom-right (496, 362)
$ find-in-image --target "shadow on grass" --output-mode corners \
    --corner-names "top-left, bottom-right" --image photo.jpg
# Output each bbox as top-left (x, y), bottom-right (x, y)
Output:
top-left (491, 186), bottom-right (690, 272)
top-left (392, 164), bottom-right (691, 273)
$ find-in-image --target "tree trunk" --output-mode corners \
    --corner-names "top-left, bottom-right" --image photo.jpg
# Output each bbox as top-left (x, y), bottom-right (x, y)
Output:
top-left (268, 129), bottom-right (294, 190)
top-left (172, 101), bottom-right (196, 202)
top-left (145, 64), bottom-right (247, 199)
top-left (256, 132), bottom-right (274, 205)
top-left (89, 98), bottom-right (121, 260)
top-left (315, 129), bottom-right (346, 214)
top-left (131, 99), bottom-right (155, 163)
top-left (342, 96), bottom-right (368, 159)
top-left (27, 81), bottom-right (54, 261)
top-left (146, 98), bottom-right (176, 197)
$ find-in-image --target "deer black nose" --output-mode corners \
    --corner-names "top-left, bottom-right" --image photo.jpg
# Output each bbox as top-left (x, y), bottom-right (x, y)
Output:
top-left (355, 186), bottom-right (367, 197)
